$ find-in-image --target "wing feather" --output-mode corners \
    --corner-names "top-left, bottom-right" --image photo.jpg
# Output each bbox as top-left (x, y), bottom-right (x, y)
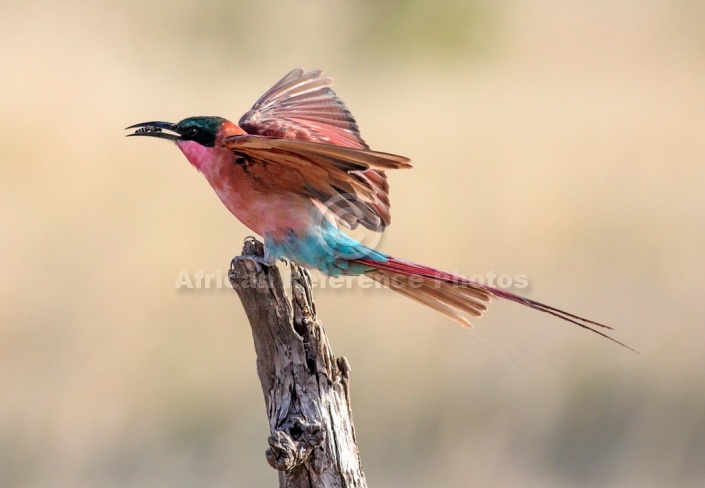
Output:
top-left (239, 68), bottom-right (367, 149)
top-left (222, 135), bottom-right (411, 231)
top-left (237, 68), bottom-right (406, 230)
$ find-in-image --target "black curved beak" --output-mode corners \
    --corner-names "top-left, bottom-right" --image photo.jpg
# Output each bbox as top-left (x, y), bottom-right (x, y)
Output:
top-left (125, 121), bottom-right (179, 141)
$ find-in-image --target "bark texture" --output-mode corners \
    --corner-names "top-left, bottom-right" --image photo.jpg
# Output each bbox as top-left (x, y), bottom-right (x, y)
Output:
top-left (228, 239), bottom-right (366, 488)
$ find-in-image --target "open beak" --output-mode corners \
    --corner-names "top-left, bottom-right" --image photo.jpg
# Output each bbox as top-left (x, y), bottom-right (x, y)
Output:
top-left (125, 121), bottom-right (180, 141)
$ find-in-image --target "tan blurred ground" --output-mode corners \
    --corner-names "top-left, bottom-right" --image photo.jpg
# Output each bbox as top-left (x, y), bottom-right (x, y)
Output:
top-left (2, 1), bottom-right (705, 486)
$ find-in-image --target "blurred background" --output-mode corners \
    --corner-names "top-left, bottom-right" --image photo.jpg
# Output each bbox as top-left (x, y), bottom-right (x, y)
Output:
top-left (2, 0), bottom-right (705, 486)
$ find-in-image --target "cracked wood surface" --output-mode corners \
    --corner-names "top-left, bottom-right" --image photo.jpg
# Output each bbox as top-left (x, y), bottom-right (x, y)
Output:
top-left (229, 239), bottom-right (366, 488)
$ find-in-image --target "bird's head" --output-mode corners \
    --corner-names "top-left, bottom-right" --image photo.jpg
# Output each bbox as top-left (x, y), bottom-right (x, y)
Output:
top-left (127, 116), bottom-right (246, 173)
top-left (126, 116), bottom-right (228, 147)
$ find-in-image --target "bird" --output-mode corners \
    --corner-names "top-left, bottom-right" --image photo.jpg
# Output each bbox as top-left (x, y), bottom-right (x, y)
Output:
top-left (127, 68), bottom-right (634, 351)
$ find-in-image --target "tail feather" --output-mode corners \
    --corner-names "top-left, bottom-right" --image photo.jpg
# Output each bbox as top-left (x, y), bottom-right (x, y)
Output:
top-left (356, 256), bottom-right (636, 352)
top-left (366, 270), bottom-right (487, 328)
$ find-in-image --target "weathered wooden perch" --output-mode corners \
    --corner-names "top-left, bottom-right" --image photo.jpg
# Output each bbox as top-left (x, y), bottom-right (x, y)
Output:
top-left (228, 239), bottom-right (367, 488)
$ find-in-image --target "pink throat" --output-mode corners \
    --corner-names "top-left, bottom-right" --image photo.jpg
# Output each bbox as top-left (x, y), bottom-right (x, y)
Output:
top-left (176, 140), bottom-right (221, 175)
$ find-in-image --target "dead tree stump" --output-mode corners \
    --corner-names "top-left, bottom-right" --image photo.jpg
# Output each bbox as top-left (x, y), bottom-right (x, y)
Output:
top-left (228, 239), bottom-right (367, 488)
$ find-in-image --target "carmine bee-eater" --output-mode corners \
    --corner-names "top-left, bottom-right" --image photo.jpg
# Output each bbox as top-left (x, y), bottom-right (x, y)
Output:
top-left (128, 68), bottom-right (633, 350)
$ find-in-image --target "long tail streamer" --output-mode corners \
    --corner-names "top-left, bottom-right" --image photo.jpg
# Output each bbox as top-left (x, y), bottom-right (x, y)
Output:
top-left (356, 256), bottom-right (636, 352)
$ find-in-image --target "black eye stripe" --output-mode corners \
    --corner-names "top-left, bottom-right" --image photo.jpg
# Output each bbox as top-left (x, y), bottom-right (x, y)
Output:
top-left (177, 124), bottom-right (216, 147)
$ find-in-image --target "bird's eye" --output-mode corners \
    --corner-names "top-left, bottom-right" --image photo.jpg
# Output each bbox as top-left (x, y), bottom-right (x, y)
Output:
top-left (186, 127), bottom-right (199, 138)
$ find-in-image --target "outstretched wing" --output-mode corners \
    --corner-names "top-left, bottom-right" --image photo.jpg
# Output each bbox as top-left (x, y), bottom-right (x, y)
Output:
top-left (239, 68), bottom-right (368, 149)
top-left (222, 135), bottom-right (411, 231)
top-left (239, 68), bottom-right (398, 231)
